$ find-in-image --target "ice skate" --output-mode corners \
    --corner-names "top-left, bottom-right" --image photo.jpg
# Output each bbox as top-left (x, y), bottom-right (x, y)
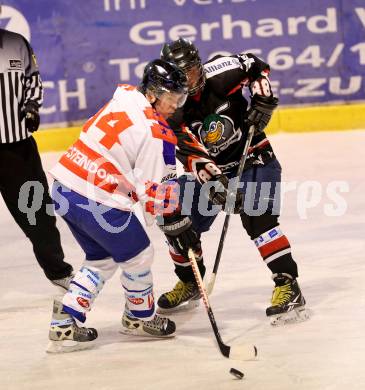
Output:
top-left (46, 300), bottom-right (98, 353)
top-left (266, 273), bottom-right (309, 326)
top-left (157, 280), bottom-right (200, 313)
top-left (120, 311), bottom-right (176, 338)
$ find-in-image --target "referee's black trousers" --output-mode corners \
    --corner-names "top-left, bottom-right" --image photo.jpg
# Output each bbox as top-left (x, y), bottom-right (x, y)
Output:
top-left (0, 137), bottom-right (73, 280)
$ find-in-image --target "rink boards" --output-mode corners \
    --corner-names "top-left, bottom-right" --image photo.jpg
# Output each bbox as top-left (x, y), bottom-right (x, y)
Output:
top-left (34, 102), bottom-right (365, 152)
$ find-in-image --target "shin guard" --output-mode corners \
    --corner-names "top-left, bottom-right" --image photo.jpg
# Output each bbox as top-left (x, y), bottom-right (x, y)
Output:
top-left (120, 245), bottom-right (155, 321)
top-left (62, 266), bottom-right (105, 322)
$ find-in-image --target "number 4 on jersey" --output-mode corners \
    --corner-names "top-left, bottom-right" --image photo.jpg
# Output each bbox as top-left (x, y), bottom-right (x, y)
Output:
top-left (83, 106), bottom-right (133, 150)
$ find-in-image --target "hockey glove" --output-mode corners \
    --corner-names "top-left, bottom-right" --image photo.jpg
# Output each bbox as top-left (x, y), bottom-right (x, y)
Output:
top-left (246, 95), bottom-right (278, 133)
top-left (195, 161), bottom-right (243, 214)
top-left (24, 103), bottom-right (40, 133)
top-left (157, 213), bottom-right (200, 257)
top-left (208, 174), bottom-right (243, 214)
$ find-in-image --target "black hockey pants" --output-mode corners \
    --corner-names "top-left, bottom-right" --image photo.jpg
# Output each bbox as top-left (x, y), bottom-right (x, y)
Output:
top-left (168, 158), bottom-right (298, 282)
top-left (0, 137), bottom-right (72, 280)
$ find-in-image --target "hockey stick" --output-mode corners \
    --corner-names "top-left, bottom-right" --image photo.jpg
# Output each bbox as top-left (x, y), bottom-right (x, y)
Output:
top-left (188, 248), bottom-right (257, 361)
top-left (206, 124), bottom-right (256, 296)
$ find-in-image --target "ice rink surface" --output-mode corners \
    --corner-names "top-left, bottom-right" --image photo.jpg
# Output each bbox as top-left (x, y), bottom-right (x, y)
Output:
top-left (1, 130), bottom-right (364, 390)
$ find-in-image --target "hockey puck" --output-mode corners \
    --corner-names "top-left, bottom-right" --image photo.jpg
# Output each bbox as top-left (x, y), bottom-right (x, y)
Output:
top-left (229, 368), bottom-right (244, 379)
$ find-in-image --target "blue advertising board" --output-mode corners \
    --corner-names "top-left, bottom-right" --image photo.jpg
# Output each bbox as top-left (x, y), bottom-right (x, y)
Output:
top-left (0, 0), bottom-right (364, 126)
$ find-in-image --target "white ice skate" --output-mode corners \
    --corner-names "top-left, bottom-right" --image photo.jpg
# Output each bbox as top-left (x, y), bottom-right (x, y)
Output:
top-left (120, 311), bottom-right (176, 338)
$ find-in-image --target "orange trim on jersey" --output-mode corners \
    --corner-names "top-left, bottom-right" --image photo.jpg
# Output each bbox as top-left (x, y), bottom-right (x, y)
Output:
top-left (143, 107), bottom-right (177, 145)
top-left (258, 235), bottom-right (290, 259)
top-left (118, 84), bottom-right (136, 91)
top-left (181, 125), bottom-right (207, 153)
top-left (59, 139), bottom-right (137, 199)
top-left (186, 154), bottom-right (213, 173)
top-left (187, 154), bottom-right (199, 172)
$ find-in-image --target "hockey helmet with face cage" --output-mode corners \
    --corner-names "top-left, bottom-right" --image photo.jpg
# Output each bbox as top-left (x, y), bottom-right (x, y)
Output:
top-left (160, 38), bottom-right (205, 95)
top-left (140, 59), bottom-right (188, 107)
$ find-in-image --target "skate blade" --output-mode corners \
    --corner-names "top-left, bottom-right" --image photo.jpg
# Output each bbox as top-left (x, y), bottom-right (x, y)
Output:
top-left (119, 327), bottom-right (175, 338)
top-left (269, 306), bottom-right (309, 327)
top-left (46, 339), bottom-right (95, 353)
top-left (157, 298), bottom-right (200, 314)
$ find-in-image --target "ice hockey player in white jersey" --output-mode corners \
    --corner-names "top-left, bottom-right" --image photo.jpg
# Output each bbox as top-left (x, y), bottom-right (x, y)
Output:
top-left (46, 59), bottom-right (203, 353)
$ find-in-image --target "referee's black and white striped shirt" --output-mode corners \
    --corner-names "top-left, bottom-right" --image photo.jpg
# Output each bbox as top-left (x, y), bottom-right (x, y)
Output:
top-left (0, 29), bottom-right (43, 143)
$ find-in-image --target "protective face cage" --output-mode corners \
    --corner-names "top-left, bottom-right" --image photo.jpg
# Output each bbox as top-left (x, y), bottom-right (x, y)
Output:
top-left (161, 38), bottom-right (206, 95)
top-left (183, 62), bottom-right (205, 96)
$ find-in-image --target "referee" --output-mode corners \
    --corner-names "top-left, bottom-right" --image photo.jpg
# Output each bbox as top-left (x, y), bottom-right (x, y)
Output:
top-left (0, 28), bottom-right (73, 289)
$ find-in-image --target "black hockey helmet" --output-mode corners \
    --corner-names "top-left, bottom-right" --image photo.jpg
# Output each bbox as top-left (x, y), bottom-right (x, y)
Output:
top-left (140, 59), bottom-right (188, 104)
top-left (161, 38), bottom-right (205, 95)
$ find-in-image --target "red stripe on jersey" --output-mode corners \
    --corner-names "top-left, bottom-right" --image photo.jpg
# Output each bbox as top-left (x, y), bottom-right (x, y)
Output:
top-left (59, 139), bottom-right (136, 198)
top-left (248, 139), bottom-right (270, 154)
top-left (258, 235), bottom-right (290, 259)
top-left (227, 83), bottom-right (242, 96)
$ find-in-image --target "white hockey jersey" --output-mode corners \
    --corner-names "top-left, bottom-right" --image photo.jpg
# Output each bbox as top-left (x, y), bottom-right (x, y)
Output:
top-left (50, 85), bottom-right (178, 221)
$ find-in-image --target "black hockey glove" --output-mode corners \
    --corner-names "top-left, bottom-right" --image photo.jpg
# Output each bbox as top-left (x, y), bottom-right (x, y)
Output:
top-left (246, 95), bottom-right (278, 133)
top-left (208, 174), bottom-right (243, 214)
top-left (24, 103), bottom-right (40, 133)
top-left (157, 213), bottom-right (200, 256)
top-left (194, 161), bottom-right (243, 214)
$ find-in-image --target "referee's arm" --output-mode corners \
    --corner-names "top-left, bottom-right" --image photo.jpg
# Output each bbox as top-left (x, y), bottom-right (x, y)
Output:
top-left (22, 38), bottom-right (43, 134)
top-left (23, 38), bottom-right (43, 110)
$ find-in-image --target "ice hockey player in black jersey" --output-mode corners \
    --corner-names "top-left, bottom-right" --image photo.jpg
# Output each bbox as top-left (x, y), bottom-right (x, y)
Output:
top-left (158, 38), bottom-right (308, 325)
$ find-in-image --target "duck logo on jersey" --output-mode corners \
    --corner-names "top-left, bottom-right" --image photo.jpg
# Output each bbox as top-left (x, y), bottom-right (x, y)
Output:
top-left (203, 114), bottom-right (224, 144)
top-left (198, 113), bottom-right (242, 157)
top-left (0, 6), bottom-right (31, 41)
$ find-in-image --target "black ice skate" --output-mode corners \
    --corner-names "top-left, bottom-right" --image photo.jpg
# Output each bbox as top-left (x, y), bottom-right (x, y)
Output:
top-left (157, 280), bottom-right (200, 313)
top-left (266, 273), bottom-right (309, 326)
top-left (46, 300), bottom-right (98, 353)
